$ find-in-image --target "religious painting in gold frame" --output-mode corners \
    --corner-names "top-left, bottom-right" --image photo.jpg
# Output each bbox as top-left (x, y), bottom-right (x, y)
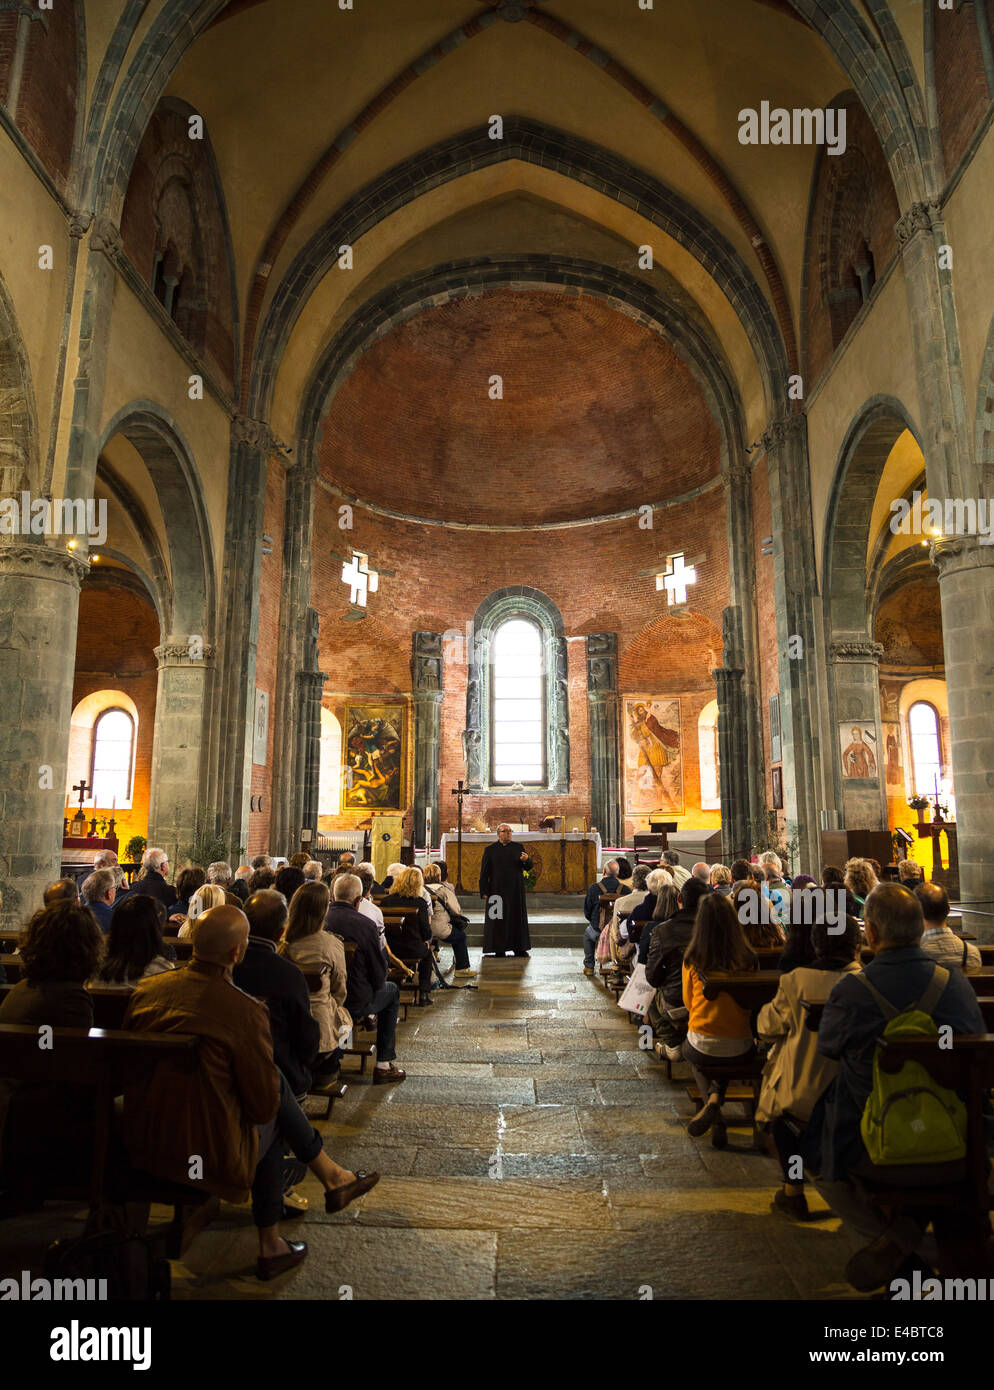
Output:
top-left (343, 703), bottom-right (406, 811)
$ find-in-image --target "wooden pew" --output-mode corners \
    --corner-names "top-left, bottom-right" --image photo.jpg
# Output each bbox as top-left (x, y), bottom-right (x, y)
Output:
top-left (0, 1023), bottom-right (215, 1256)
top-left (700, 970), bottom-right (781, 1012)
top-left (804, 995), bottom-right (994, 1032)
top-left (1, 954), bottom-right (22, 983)
top-left (337, 938), bottom-right (376, 1073)
top-left (296, 963), bottom-right (349, 1116)
top-left (686, 971), bottom-right (779, 1147)
top-left (383, 911), bottom-right (431, 1004)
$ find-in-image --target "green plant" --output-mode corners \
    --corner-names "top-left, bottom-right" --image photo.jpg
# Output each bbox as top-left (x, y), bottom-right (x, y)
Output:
top-left (124, 833), bottom-right (147, 865)
top-left (181, 805), bottom-right (245, 868)
top-left (749, 812), bottom-right (800, 875)
top-left (523, 868), bottom-right (537, 891)
top-left (908, 795), bottom-right (929, 812)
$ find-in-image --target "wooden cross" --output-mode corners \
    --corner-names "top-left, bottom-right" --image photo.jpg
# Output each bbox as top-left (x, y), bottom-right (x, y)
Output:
top-left (72, 779), bottom-right (91, 814)
top-left (450, 779), bottom-right (467, 891)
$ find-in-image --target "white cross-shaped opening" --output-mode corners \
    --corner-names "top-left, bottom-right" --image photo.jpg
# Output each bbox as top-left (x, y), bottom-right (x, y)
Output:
top-left (656, 552), bottom-right (697, 606)
top-left (341, 551), bottom-right (379, 607)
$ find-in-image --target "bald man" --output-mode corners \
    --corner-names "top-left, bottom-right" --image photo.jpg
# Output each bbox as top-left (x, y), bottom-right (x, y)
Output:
top-left (123, 904), bottom-right (378, 1280)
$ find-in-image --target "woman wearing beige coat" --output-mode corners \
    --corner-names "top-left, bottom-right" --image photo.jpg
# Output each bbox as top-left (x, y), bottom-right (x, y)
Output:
top-left (281, 881), bottom-right (352, 1081)
top-left (756, 916), bottom-right (862, 1220)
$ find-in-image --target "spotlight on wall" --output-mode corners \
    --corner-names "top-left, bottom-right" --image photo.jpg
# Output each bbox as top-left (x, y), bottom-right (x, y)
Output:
top-left (761, 535), bottom-right (774, 557)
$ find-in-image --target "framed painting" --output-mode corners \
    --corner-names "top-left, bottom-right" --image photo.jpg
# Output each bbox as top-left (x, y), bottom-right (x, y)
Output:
top-left (343, 703), bottom-right (406, 811)
top-left (769, 694), bottom-right (781, 765)
top-left (623, 697), bottom-right (684, 816)
top-left (771, 765), bottom-right (783, 810)
top-left (882, 721), bottom-right (904, 793)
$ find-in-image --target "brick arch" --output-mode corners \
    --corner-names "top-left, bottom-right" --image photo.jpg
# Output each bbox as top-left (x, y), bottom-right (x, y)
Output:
top-left (297, 256), bottom-right (747, 496)
top-left (1, 0), bottom-right (84, 190)
top-left (823, 396), bottom-right (923, 637)
top-left (95, 404), bottom-right (217, 640)
top-left (925, 0), bottom-right (994, 178)
top-left (0, 269), bottom-right (41, 496)
top-left (258, 121), bottom-right (790, 421)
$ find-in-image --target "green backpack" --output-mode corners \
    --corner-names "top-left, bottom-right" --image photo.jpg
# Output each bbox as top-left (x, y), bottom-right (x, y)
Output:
top-left (857, 964), bottom-right (967, 1167)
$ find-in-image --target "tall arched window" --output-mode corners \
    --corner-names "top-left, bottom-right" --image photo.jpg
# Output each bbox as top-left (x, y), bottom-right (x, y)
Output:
top-left (908, 700), bottom-right (942, 798)
top-left (491, 618), bottom-right (545, 786)
top-left (90, 708), bottom-right (136, 807)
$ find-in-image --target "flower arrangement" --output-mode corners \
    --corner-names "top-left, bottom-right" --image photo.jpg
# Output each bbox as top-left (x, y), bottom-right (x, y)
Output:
top-left (907, 795), bottom-right (930, 812)
top-left (522, 868), bottom-right (537, 891)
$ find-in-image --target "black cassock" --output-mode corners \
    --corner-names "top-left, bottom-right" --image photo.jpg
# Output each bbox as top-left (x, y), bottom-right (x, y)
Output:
top-left (479, 840), bottom-right (533, 954)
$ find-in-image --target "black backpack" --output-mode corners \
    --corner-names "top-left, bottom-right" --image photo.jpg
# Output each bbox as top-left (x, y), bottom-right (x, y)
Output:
top-left (45, 1208), bottom-right (171, 1301)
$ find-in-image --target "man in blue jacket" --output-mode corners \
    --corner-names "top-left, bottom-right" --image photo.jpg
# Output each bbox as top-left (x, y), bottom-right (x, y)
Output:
top-left (582, 860), bottom-right (621, 975)
top-left (324, 873), bottom-right (406, 1086)
top-left (804, 882), bottom-right (984, 1292)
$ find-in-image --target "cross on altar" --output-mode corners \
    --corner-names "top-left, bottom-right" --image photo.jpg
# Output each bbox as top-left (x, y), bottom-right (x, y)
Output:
top-left (72, 779), bottom-right (91, 813)
top-left (656, 552), bottom-right (697, 606)
top-left (450, 779), bottom-right (467, 892)
top-left (341, 551), bottom-right (379, 607)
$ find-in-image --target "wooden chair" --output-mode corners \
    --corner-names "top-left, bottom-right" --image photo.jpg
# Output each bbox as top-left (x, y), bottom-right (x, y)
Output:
top-left (338, 938), bottom-right (375, 1072)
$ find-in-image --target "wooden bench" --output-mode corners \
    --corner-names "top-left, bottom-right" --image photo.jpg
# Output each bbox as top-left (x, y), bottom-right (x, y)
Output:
top-left (0, 1023), bottom-right (216, 1256)
top-left (804, 995), bottom-right (994, 1033)
top-left (1, 954), bottom-right (22, 983)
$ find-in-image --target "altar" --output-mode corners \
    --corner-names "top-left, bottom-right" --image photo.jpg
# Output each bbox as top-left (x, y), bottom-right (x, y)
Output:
top-left (437, 831), bottom-right (602, 893)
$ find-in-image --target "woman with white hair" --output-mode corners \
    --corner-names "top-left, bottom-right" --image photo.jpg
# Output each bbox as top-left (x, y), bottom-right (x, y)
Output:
top-left (610, 864), bottom-right (653, 968)
top-left (177, 883), bottom-right (228, 939)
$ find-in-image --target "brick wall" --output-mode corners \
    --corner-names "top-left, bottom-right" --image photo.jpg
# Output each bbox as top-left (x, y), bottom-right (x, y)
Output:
top-left (804, 98), bottom-right (900, 386)
top-left (0, 13), bottom-right (17, 106)
top-left (120, 102), bottom-right (235, 392)
top-left (934, 0), bottom-right (992, 174)
top-left (71, 584), bottom-right (159, 856)
top-left (16, 3), bottom-right (78, 186)
top-left (248, 457), bottom-right (286, 855)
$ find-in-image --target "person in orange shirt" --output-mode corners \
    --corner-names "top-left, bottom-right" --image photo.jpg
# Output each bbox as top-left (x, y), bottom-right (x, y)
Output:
top-left (681, 893), bottom-right (758, 1145)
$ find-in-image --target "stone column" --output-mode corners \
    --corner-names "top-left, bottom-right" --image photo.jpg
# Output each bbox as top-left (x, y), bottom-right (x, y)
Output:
top-left (714, 605), bottom-right (750, 859)
top-left (932, 537), bottom-right (994, 901)
top-left (723, 458), bottom-right (766, 835)
top-left (828, 637), bottom-right (887, 830)
top-left (215, 417), bottom-right (279, 851)
top-left (586, 633), bottom-right (621, 845)
top-left (297, 664), bottom-right (328, 841)
top-left (0, 543), bottom-right (87, 928)
top-left (761, 413), bottom-right (823, 871)
top-left (411, 632), bottom-right (444, 851)
top-left (147, 637), bottom-right (215, 866)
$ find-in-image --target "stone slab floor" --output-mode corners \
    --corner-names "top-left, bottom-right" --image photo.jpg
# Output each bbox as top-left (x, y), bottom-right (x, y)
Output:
top-left (0, 948), bottom-right (866, 1300)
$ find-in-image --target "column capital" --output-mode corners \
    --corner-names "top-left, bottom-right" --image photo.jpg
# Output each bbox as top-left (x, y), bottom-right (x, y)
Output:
top-left (829, 638), bottom-right (885, 664)
top-left (758, 411), bottom-right (807, 455)
top-left (69, 212), bottom-right (93, 240)
top-left (930, 533), bottom-right (994, 579)
top-left (0, 541), bottom-right (88, 587)
top-left (411, 630), bottom-right (444, 693)
top-left (895, 200), bottom-right (943, 248)
top-left (297, 668), bottom-right (328, 690)
top-left (586, 632), bottom-right (618, 693)
top-left (231, 414), bottom-right (291, 457)
top-left (713, 666), bottom-right (744, 687)
top-left (155, 640), bottom-right (216, 668)
top-left (89, 215), bottom-right (125, 267)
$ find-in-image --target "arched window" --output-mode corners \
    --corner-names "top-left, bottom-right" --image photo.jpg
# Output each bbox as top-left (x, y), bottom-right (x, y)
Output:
top-left (491, 618), bottom-right (545, 786)
top-left (90, 708), bottom-right (136, 807)
top-left (317, 707), bottom-right (343, 819)
top-left (908, 701), bottom-right (942, 798)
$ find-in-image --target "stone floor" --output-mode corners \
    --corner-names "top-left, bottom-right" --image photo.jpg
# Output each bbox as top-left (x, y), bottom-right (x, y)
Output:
top-left (0, 947), bottom-right (867, 1300)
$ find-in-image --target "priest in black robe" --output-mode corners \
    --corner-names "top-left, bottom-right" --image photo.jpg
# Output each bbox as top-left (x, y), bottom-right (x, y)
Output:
top-left (479, 824), bottom-right (533, 956)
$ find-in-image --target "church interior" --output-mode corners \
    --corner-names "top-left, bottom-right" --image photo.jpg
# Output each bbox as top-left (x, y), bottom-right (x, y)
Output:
top-left (2, 0), bottom-right (994, 1319)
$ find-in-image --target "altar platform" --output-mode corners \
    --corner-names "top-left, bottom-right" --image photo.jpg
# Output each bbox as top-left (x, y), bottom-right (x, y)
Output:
top-left (437, 831), bottom-right (601, 893)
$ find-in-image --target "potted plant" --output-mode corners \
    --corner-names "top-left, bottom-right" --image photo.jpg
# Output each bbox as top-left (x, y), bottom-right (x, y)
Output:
top-left (124, 833), bottom-right (146, 867)
top-left (523, 867), bottom-right (537, 891)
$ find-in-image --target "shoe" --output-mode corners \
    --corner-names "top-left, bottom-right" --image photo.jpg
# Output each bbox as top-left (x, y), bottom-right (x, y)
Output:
top-left (372, 1064), bottom-right (406, 1085)
top-left (418, 992), bottom-right (434, 1006)
top-left (772, 1188), bottom-right (809, 1220)
top-left (583, 966), bottom-right (594, 976)
top-left (325, 1170), bottom-right (380, 1213)
top-left (453, 968), bottom-right (477, 978)
top-left (687, 1099), bottom-right (720, 1137)
top-left (281, 1187), bottom-right (309, 1213)
top-left (664, 1044), bottom-right (683, 1061)
top-left (711, 1118), bottom-right (727, 1149)
top-left (514, 951), bottom-right (530, 957)
top-left (845, 1236), bottom-right (909, 1292)
top-left (257, 1240), bottom-right (307, 1281)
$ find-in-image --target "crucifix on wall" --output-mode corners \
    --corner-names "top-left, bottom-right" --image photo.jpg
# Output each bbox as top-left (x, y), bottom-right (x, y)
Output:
top-left (639, 552), bottom-right (702, 608)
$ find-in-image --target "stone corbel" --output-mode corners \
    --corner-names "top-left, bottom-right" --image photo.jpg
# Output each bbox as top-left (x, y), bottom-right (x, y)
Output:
top-left (895, 201), bottom-right (942, 248)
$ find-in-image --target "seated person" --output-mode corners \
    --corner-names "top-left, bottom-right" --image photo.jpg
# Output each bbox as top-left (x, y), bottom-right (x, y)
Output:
top-left (662, 850), bottom-right (690, 889)
top-left (325, 873), bottom-right (406, 1085)
top-left (380, 861), bottom-right (405, 893)
top-left (178, 884), bottom-right (228, 938)
top-left (803, 883), bottom-right (985, 1292)
top-left (124, 848), bottom-right (175, 910)
top-left (43, 877), bottom-right (80, 906)
top-left (354, 867), bottom-right (413, 982)
top-left (248, 867), bottom-right (276, 893)
top-left (611, 864), bottom-right (652, 945)
top-left (759, 853), bottom-right (791, 924)
top-left (731, 880), bottom-right (786, 951)
top-left (757, 917), bottom-right (862, 1218)
top-left (613, 857), bottom-right (634, 889)
top-left (916, 882), bottom-right (981, 971)
top-left (898, 859), bottom-right (923, 890)
top-left (582, 861), bottom-right (621, 975)
top-left (167, 866), bottom-right (206, 921)
top-left (383, 867), bottom-right (435, 1005)
top-left (123, 905), bottom-right (378, 1280)
top-left (631, 868), bottom-right (675, 961)
top-left (288, 852), bottom-right (311, 870)
top-left (280, 880), bottom-right (351, 1084)
top-left (423, 863), bottom-right (475, 978)
top-left (710, 864), bottom-right (733, 896)
top-left (80, 868), bottom-right (117, 932)
top-left (94, 894), bottom-right (175, 990)
top-left (0, 903), bottom-right (103, 1202)
top-left (274, 866), bottom-right (306, 901)
top-left (233, 889), bottom-right (319, 1102)
top-left (681, 892), bottom-right (758, 1142)
top-left (643, 879), bottom-right (706, 1057)
top-left (844, 857), bottom-right (878, 917)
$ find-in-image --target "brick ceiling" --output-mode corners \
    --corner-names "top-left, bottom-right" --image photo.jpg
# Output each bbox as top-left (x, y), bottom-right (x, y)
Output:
top-left (316, 290), bottom-right (721, 526)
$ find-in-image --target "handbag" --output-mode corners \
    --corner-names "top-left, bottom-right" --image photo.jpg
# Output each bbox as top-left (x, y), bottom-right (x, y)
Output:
top-left (617, 963), bottom-right (657, 1017)
top-left (595, 924), bottom-right (612, 963)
